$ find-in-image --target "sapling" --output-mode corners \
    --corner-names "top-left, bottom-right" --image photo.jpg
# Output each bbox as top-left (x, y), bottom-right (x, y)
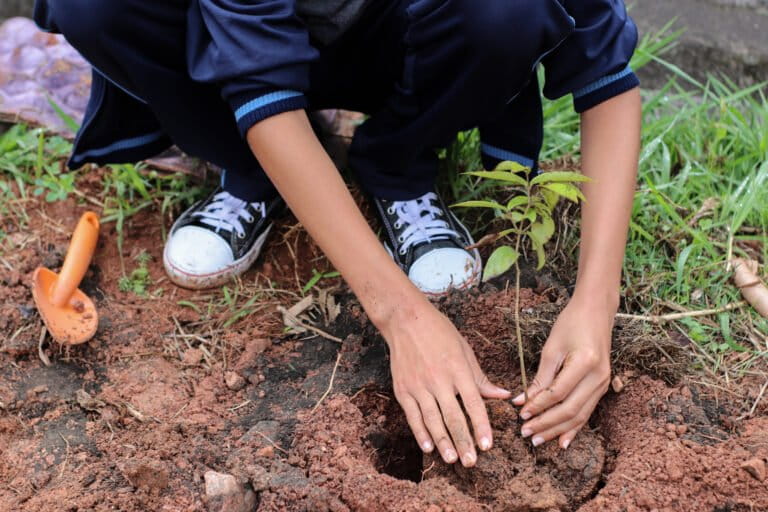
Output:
top-left (453, 161), bottom-right (589, 400)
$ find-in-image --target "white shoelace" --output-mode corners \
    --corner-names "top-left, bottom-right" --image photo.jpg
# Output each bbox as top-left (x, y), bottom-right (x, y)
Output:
top-left (389, 192), bottom-right (456, 255)
top-left (191, 191), bottom-right (266, 238)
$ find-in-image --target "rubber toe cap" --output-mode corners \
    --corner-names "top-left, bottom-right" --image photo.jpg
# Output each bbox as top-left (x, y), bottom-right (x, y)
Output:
top-left (408, 248), bottom-right (478, 294)
top-left (164, 226), bottom-right (234, 276)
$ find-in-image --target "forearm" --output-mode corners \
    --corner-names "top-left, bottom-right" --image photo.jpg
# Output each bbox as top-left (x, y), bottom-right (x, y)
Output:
top-left (574, 88), bottom-right (641, 310)
top-left (246, 110), bottom-right (428, 329)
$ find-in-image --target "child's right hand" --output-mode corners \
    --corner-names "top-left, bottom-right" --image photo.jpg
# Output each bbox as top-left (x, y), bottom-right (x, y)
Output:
top-left (380, 298), bottom-right (511, 467)
top-left (246, 111), bottom-right (508, 467)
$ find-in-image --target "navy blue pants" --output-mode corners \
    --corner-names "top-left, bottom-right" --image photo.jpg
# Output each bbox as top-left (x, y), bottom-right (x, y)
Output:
top-left (39, 0), bottom-right (548, 201)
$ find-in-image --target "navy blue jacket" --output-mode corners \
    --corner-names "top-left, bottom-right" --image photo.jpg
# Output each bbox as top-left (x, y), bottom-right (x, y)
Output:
top-left (35, 0), bottom-right (638, 169)
top-left (185, 0), bottom-right (638, 136)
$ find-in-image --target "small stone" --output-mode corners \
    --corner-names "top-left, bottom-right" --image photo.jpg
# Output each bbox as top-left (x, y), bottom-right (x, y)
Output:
top-left (665, 431), bottom-right (677, 440)
top-left (635, 491), bottom-right (655, 509)
top-left (676, 425), bottom-right (688, 435)
top-left (120, 459), bottom-right (169, 490)
top-left (31, 471), bottom-right (51, 489)
top-left (740, 458), bottom-right (766, 482)
top-left (204, 470), bottom-right (257, 512)
top-left (257, 390), bottom-right (266, 399)
top-left (256, 445), bottom-right (274, 458)
top-left (665, 423), bottom-right (676, 432)
top-left (666, 461), bottom-right (684, 481)
top-left (31, 385), bottom-right (48, 395)
top-left (182, 348), bottom-right (204, 365)
top-left (234, 338), bottom-right (271, 372)
top-left (224, 371), bottom-right (247, 391)
top-left (611, 376), bottom-right (625, 393)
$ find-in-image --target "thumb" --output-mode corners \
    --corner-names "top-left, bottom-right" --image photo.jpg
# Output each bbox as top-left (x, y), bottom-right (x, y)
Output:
top-left (513, 349), bottom-right (562, 406)
top-left (476, 373), bottom-right (512, 399)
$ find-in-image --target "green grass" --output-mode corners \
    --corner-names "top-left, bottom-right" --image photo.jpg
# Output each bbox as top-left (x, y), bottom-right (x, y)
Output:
top-left (0, 123), bottom-right (208, 274)
top-left (442, 25), bottom-right (768, 374)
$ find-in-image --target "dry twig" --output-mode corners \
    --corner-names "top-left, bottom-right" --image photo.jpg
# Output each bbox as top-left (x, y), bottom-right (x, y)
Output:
top-left (312, 351), bottom-right (343, 412)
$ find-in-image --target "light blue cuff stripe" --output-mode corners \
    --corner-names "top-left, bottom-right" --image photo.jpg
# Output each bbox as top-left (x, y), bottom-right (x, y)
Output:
top-left (234, 91), bottom-right (304, 121)
top-left (573, 66), bottom-right (634, 99)
top-left (74, 130), bottom-right (165, 160)
top-left (481, 143), bottom-right (535, 168)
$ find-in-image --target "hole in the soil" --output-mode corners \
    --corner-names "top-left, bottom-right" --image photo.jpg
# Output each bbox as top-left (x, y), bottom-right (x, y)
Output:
top-left (367, 431), bottom-right (424, 483)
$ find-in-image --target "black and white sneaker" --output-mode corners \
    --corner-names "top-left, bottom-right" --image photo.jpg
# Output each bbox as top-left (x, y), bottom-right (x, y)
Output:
top-left (373, 191), bottom-right (482, 297)
top-left (163, 187), bottom-right (283, 289)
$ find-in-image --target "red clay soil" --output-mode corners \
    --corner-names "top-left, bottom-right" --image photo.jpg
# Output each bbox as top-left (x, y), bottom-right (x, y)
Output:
top-left (2, 193), bottom-right (768, 511)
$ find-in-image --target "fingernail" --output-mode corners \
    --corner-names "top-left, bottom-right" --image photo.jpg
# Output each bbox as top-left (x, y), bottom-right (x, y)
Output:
top-left (422, 440), bottom-right (434, 452)
top-left (463, 452), bottom-right (476, 466)
top-left (480, 437), bottom-right (491, 451)
top-left (513, 393), bottom-right (525, 403)
top-left (444, 449), bottom-right (457, 463)
top-left (498, 387), bottom-right (512, 395)
top-left (520, 411), bottom-right (531, 420)
top-left (521, 428), bottom-right (533, 438)
top-left (562, 439), bottom-right (571, 450)
top-left (532, 436), bottom-right (544, 447)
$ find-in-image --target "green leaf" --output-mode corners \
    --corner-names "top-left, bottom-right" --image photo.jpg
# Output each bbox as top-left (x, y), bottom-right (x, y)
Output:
top-left (493, 160), bottom-right (529, 174)
top-left (531, 171), bottom-right (591, 186)
top-left (452, 199), bottom-right (505, 210)
top-left (482, 246), bottom-right (519, 282)
top-left (541, 183), bottom-right (586, 203)
top-left (529, 216), bottom-right (555, 247)
top-left (47, 96), bottom-right (81, 133)
top-left (540, 188), bottom-right (560, 209)
top-left (466, 171), bottom-right (527, 187)
top-left (506, 196), bottom-right (529, 211)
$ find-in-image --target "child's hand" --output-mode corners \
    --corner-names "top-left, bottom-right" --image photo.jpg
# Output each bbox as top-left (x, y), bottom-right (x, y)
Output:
top-left (512, 297), bottom-right (613, 449)
top-left (381, 300), bottom-right (511, 467)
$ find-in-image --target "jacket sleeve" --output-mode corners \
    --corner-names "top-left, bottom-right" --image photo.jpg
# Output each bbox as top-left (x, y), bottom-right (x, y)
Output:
top-left (186, 0), bottom-right (319, 136)
top-left (542, 0), bottom-right (640, 113)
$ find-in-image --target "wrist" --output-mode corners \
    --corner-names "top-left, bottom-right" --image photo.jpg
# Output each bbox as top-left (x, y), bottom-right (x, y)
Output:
top-left (570, 283), bottom-right (620, 315)
top-left (356, 277), bottom-right (431, 335)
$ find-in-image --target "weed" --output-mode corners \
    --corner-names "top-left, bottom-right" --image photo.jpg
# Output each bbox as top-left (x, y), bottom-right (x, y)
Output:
top-left (118, 250), bottom-right (153, 296)
top-left (302, 269), bottom-right (341, 295)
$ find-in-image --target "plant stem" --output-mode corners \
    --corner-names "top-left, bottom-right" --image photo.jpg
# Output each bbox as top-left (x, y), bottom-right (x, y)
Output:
top-left (513, 234), bottom-right (528, 401)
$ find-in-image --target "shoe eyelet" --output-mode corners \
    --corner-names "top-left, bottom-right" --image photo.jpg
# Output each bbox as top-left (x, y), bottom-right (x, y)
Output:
top-left (237, 232), bottom-right (246, 239)
top-left (399, 249), bottom-right (406, 256)
top-left (246, 215), bottom-right (255, 223)
top-left (397, 236), bottom-right (404, 243)
top-left (394, 221), bottom-right (402, 229)
top-left (387, 207), bottom-right (395, 215)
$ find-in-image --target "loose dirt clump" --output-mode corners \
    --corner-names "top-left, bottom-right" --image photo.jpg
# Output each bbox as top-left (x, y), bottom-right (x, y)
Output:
top-left (423, 400), bottom-right (605, 511)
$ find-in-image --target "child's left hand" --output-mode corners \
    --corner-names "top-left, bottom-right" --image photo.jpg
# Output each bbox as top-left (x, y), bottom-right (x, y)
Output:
top-left (512, 296), bottom-right (614, 449)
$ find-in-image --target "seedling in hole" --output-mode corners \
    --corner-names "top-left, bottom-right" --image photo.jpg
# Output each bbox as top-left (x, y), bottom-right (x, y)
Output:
top-left (453, 161), bottom-right (589, 400)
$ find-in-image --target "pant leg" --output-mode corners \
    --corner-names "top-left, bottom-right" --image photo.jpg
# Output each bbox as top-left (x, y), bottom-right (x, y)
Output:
top-left (479, 76), bottom-right (544, 174)
top-left (344, 0), bottom-right (574, 200)
top-left (40, 0), bottom-right (275, 201)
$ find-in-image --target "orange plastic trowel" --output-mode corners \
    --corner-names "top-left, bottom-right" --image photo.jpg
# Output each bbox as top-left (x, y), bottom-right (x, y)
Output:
top-left (32, 212), bottom-right (100, 345)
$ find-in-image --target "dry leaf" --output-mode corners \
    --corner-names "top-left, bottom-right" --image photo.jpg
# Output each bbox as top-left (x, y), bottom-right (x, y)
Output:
top-left (75, 389), bottom-right (105, 412)
top-left (278, 295), bottom-right (315, 333)
top-left (731, 258), bottom-right (768, 318)
top-left (688, 197), bottom-right (719, 226)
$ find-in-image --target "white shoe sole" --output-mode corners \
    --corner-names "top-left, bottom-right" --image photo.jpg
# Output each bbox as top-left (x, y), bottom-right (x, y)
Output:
top-left (163, 224), bottom-right (273, 290)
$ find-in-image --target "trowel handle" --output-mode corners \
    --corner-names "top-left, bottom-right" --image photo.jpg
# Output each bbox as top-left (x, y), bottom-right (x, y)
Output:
top-left (51, 212), bottom-right (100, 308)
